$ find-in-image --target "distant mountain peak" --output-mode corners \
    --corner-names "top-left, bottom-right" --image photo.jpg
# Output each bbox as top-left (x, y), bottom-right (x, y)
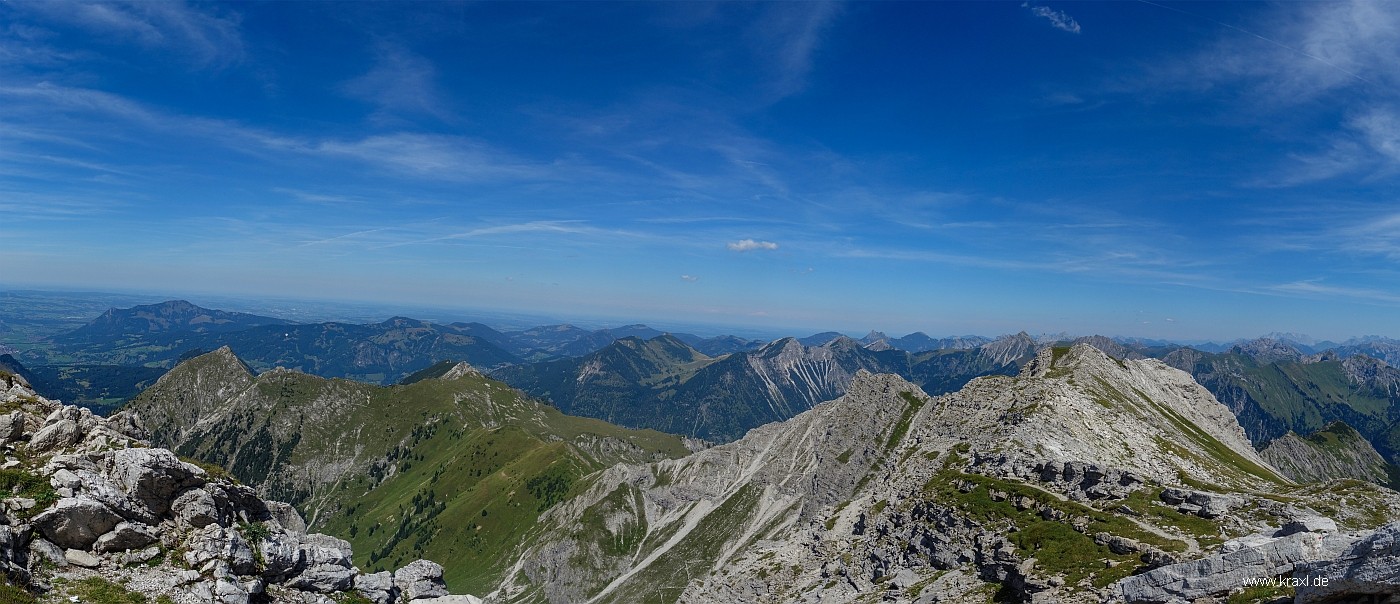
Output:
top-left (1261, 331), bottom-right (1316, 345)
top-left (860, 330), bottom-right (888, 344)
top-left (442, 361), bottom-right (482, 380)
top-left (1229, 338), bottom-right (1305, 363)
top-left (63, 300), bottom-right (292, 342)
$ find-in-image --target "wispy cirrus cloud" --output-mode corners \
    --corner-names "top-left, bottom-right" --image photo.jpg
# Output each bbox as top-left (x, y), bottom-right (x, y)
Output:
top-left (0, 82), bottom-right (573, 185)
top-left (341, 42), bottom-right (454, 123)
top-left (1269, 280), bottom-right (1400, 305)
top-left (1023, 3), bottom-right (1081, 34)
top-left (314, 133), bottom-right (549, 182)
top-left (1124, 2), bottom-right (1400, 187)
top-left (727, 239), bottom-right (779, 252)
top-left (271, 188), bottom-right (366, 207)
top-left (9, 0), bottom-right (244, 69)
top-left (1137, 1), bottom-right (1395, 100)
top-left (747, 1), bottom-right (842, 100)
top-left (373, 220), bottom-right (646, 250)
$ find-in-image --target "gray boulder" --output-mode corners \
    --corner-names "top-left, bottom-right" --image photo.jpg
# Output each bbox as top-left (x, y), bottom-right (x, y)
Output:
top-left (63, 548), bottom-right (100, 568)
top-left (301, 533), bottom-right (353, 566)
top-left (108, 448), bottom-right (206, 517)
top-left (395, 559), bottom-right (449, 600)
top-left (287, 563), bottom-right (357, 593)
top-left (69, 469), bottom-right (158, 525)
top-left (184, 525), bottom-right (257, 576)
top-left (93, 521), bottom-right (159, 553)
top-left (27, 538), bottom-right (66, 569)
top-left (0, 411), bottom-right (25, 443)
top-left (172, 486), bottom-right (222, 529)
top-left (356, 571), bottom-right (400, 604)
top-left (32, 497), bottom-right (123, 550)
top-left (103, 411), bottom-right (149, 440)
top-left (120, 546), bottom-right (162, 566)
top-left (286, 533), bottom-right (356, 593)
top-left (266, 500), bottom-right (307, 534)
top-left (1277, 515), bottom-right (1339, 536)
top-left (259, 531), bottom-right (305, 579)
top-left (213, 577), bottom-right (250, 604)
top-left (29, 419), bottom-right (81, 451)
top-left (1295, 522), bottom-right (1400, 603)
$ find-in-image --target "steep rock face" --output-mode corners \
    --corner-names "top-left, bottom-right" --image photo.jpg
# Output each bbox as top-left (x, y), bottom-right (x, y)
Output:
top-left (919, 345), bottom-right (1285, 490)
top-left (497, 333), bottom-right (1032, 443)
top-left (1260, 422), bottom-right (1394, 486)
top-left (0, 369), bottom-right (457, 603)
top-left (501, 371), bottom-right (920, 604)
top-left (492, 344), bottom-right (1398, 604)
top-left (1228, 338), bottom-right (1307, 365)
top-left (133, 346), bottom-right (256, 447)
top-left (976, 332), bottom-right (1037, 367)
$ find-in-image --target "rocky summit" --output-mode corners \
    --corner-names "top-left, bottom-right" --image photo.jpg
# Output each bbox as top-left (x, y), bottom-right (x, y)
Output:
top-left (489, 344), bottom-right (1400, 603)
top-left (0, 369), bottom-right (474, 603)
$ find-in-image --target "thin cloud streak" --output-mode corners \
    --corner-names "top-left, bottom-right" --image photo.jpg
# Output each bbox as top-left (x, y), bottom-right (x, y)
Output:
top-left (1269, 281), bottom-right (1400, 305)
top-left (10, 0), bottom-right (244, 69)
top-left (1024, 3), bottom-right (1081, 34)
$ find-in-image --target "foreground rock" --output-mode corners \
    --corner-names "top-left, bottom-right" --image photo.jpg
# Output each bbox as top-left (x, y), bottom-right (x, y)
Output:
top-left (1295, 521), bottom-right (1400, 603)
top-left (1116, 524), bottom-right (1352, 602)
top-left (0, 369), bottom-right (466, 603)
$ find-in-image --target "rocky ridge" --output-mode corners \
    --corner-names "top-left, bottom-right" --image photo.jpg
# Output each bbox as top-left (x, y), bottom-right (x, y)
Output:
top-left (0, 368), bottom-right (474, 603)
top-left (1259, 421), bottom-right (1393, 486)
top-left (491, 344), bottom-right (1400, 603)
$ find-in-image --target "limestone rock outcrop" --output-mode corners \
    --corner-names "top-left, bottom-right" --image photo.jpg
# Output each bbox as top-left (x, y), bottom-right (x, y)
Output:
top-left (1295, 521), bottom-right (1400, 603)
top-left (0, 369), bottom-right (459, 603)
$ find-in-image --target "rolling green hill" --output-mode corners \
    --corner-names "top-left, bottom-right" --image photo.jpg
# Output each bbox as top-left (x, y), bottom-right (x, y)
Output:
top-left (123, 347), bottom-right (691, 594)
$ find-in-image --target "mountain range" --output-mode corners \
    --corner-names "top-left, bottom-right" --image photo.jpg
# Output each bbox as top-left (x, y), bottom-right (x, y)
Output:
top-left (7, 292), bottom-right (1399, 601)
top-left (8, 298), bottom-right (1400, 482)
top-left (494, 333), bottom-right (1032, 442)
top-left (99, 342), bottom-right (1400, 602)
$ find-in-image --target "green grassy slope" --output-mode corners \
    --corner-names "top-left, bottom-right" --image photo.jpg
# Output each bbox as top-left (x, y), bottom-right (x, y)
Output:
top-left (1176, 352), bottom-right (1400, 462)
top-left (125, 351), bottom-right (689, 595)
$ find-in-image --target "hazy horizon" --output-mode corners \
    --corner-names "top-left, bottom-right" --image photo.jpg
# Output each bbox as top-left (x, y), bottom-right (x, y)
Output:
top-left (4, 285), bottom-right (1392, 347)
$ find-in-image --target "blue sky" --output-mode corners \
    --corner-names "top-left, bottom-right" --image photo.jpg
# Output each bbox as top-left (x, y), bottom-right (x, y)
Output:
top-left (2, 1), bottom-right (1399, 340)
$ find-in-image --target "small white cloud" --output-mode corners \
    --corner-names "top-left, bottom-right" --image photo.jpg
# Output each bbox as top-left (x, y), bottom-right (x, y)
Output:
top-left (727, 238), bottom-right (779, 252)
top-left (680, 274), bottom-right (698, 282)
top-left (1024, 3), bottom-right (1081, 34)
